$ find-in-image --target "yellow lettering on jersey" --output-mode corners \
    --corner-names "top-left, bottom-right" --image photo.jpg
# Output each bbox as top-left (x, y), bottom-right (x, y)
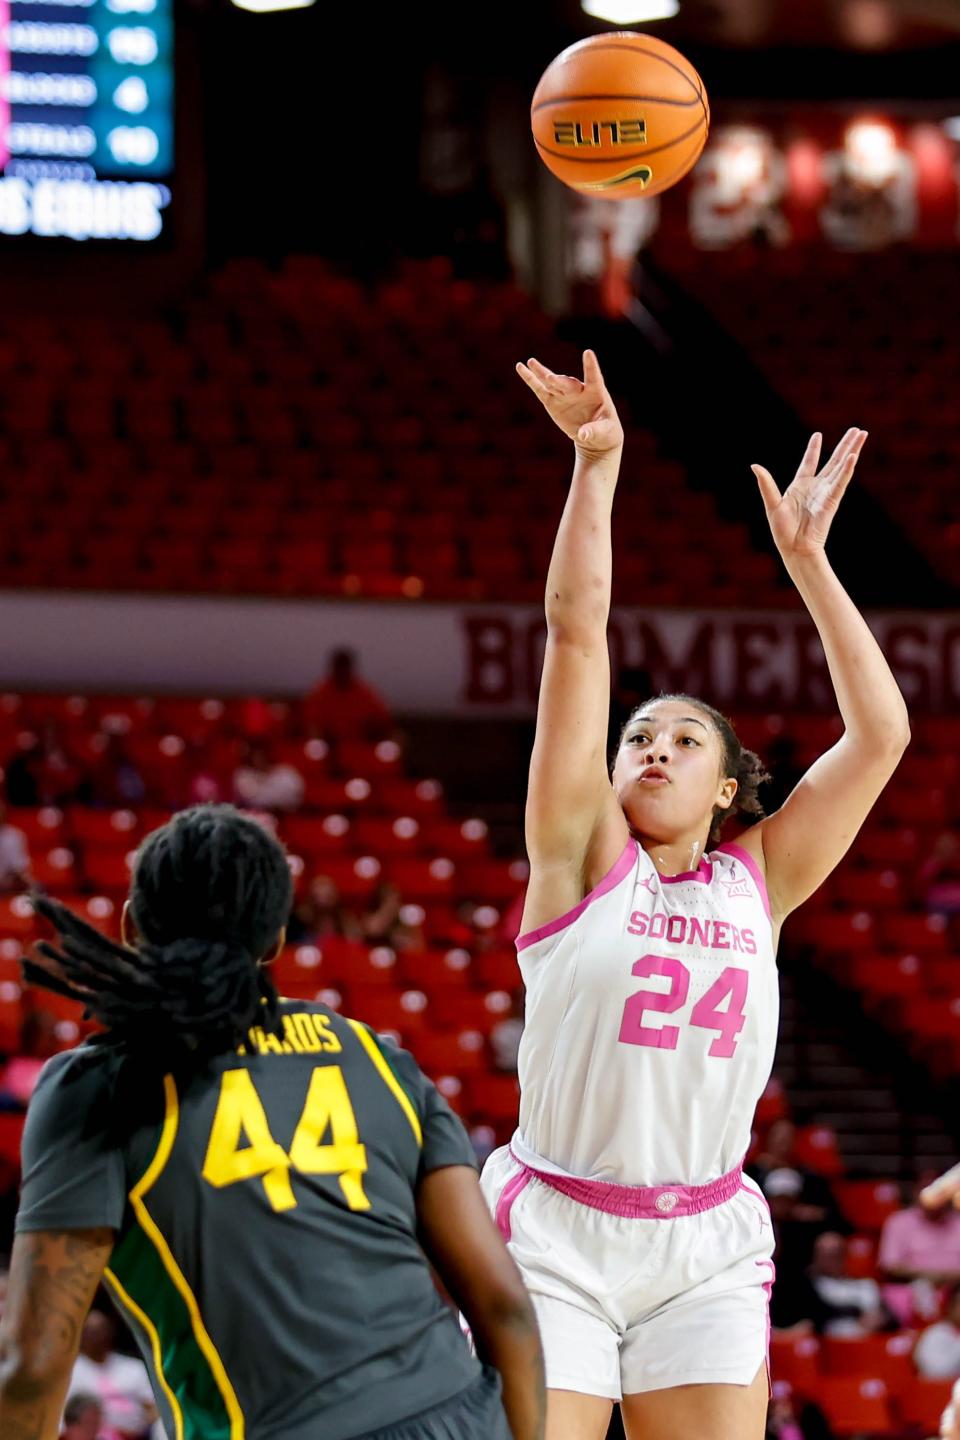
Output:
top-left (312, 1013), bottom-right (342, 1053)
top-left (281, 1016), bottom-right (306, 1054)
top-left (202, 1069), bottom-right (297, 1211)
top-left (202, 1066), bottom-right (369, 1213)
top-left (288, 1066), bottom-right (369, 1210)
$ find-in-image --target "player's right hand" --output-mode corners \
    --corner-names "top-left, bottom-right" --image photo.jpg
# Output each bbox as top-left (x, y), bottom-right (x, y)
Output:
top-left (516, 349), bottom-right (624, 461)
top-left (920, 1163), bottom-right (960, 1211)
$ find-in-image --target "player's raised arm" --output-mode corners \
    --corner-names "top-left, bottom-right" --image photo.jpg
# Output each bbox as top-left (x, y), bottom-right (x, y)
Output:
top-left (0, 1227), bottom-right (113, 1440)
top-left (416, 1165), bottom-right (545, 1440)
top-left (744, 429), bottom-right (910, 919)
top-left (516, 351), bottom-right (631, 935)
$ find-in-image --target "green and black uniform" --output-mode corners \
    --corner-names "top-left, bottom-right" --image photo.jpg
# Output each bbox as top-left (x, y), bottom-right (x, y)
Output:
top-left (17, 999), bottom-right (509, 1440)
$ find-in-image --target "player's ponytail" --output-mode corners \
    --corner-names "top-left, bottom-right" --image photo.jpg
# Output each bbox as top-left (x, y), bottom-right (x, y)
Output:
top-left (24, 804), bottom-right (293, 1057)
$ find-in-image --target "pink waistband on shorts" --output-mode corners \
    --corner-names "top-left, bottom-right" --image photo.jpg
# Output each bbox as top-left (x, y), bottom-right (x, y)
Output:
top-left (508, 1147), bottom-right (743, 1219)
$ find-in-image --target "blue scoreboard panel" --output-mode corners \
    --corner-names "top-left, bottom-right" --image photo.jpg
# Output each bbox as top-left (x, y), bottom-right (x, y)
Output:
top-left (0, 0), bottom-right (173, 240)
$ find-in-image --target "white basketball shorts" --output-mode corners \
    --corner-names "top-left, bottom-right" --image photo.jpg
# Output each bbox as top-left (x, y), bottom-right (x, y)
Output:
top-left (479, 1144), bottom-right (775, 1400)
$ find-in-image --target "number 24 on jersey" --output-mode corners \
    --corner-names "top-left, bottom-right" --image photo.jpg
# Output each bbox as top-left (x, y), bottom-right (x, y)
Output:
top-left (619, 954), bottom-right (749, 1057)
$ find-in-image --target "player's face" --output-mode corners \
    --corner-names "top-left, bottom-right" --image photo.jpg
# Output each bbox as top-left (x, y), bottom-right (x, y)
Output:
top-left (612, 701), bottom-right (736, 844)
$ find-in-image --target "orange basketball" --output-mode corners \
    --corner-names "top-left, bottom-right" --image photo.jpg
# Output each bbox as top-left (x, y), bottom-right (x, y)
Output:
top-left (531, 32), bottom-right (710, 199)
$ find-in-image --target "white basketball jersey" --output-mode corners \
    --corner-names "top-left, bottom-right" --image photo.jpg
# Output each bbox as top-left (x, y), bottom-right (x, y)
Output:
top-left (512, 838), bottom-right (778, 1187)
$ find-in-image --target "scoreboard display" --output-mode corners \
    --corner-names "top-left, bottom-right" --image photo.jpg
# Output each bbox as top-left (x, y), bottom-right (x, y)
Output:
top-left (0, 0), bottom-right (173, 241)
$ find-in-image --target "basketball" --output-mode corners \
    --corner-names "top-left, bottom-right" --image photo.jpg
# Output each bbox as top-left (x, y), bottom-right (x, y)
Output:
top-left (530, 32), bottom-right (710, 199)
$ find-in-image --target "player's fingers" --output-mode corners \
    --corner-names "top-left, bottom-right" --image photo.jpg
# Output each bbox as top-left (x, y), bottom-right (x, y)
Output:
top-left (516, 362), bottom-right (548, 398)
top-left (823, 426), bottom-right (861, 476)
top-left (797, 432), bottom-right (822, 477)
top-left (751, 464), bottom-right (782, 513)
top-left (526, 357), bottom-right (563, 388)
top-left (582, 348), bottom-right (604, 389)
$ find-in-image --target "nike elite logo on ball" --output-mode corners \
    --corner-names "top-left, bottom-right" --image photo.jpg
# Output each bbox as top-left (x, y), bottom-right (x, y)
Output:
top-left (552, 119), bottom-right (648, 147)
top-left (531, 31), bottom-right (710, 200)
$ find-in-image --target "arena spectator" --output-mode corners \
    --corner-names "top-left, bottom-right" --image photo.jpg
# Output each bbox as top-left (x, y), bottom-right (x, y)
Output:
top-left (62, 1392), bottom-right (104, 1440)
top-left (89, 735), bottom-right (146, 810)
top-left (915, 1283), bottom-right (960, 1380)
top-left (879, 1172), bottom-right (960, 1327)
top-left (303, 648), bottom-right (393, 746)
top-left (807, 1231), bottom-right (888, 1337)
top-left (183, 740), bottom-right (223, 807)
top-left (0, 803), bottom-right (31, 894)
top-left (68, 1310), bottom-right (157, 1440)
top-left (751, 1119), bottom-right (847, 1240)
top-left (33, 722), bottom-right (90, 807)
top-left (3, 735), bottom-right (41, 806)
top-left (286, 875), bottom-right (360, 944)
top-left (232, 744), bottom-right (304, 814)
top-left (919, 832), bottom-right (960, 917)
top-left (361, 883), bottom-right (425, 952)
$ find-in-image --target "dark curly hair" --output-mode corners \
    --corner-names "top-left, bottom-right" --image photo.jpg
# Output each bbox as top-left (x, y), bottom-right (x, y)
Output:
top-left (23, 804), bottom-right (293, 1058)
top-left (618, 693), bottom-right (770, 846)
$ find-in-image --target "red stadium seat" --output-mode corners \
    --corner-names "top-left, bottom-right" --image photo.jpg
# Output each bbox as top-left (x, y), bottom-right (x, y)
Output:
top-left (815, 1377), bottom-right (893, 1436)
top-left (820, 1334), bottom-right (915, 1399)
top-left (768, 1335), bottom-right (821, 1398)
top-left (834, 1180), bottom-right (902, 1232)
top-left (413, 1030), bottom-right (486, 1077)
top-left (896, 1375), bottom-right (953, 1432)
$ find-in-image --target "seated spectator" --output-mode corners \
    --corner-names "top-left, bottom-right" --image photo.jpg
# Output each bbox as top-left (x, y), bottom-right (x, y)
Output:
top-left (808, 1231), bottom-right (888, 1337)
top-left (184, 747), bottom-right (223, 807)
top-left (361, 883), bottom-right (425, 952)
top-left (232, 744), bottom-right (304, 814)
top-left (915, 1283), bottom-right (960, 1380)
top-left (88, 735), bottom-right (146, 810)
top-left (0, 802), bottom-right (31, 894)
top-left (62, 1392), bottom-right (104, 1440)
top-left (303, 649), bottom-right (393, 746)
top-left (879, 1171), bottom-right (960, 1327)
top-left (287, 875), bottom-right (360, 944)
top-left (3, 736), bottom-right (40, 806)
top-left (0, 1011), bottom-right (63, 1107)
top-left (920, 832), bottom-right (960, 917)
top-left (751, 1120), bottom-right (848, 1246)
top-left (34, 722), bottom-right (90, 806)
top-left (68, 1310), bottom-right (158, 1439)
top-left (766, 1380), bottom-right (832, 1440)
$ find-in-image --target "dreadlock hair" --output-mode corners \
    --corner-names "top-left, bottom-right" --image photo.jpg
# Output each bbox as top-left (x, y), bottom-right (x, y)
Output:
top-left (617, 693), bottom-right (771, 847)
top-left (24, 804), bottom-right (293, 1059)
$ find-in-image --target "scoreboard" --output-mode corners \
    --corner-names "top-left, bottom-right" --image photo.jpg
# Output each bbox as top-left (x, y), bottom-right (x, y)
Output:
top-left (0, 0), bottom-right (173, 241)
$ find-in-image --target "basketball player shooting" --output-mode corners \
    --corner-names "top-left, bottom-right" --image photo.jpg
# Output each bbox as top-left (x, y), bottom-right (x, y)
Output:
top-left (477, 350), bottom-right (910, 1440)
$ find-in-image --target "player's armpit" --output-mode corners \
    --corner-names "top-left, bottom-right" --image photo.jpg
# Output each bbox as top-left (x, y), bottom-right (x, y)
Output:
top-left (0, 1227), bottom-right (114, 1440)
top-left (416, 1166), bottom-right (545, 1440)
top-left (751, 731), bottom-right (907, 921)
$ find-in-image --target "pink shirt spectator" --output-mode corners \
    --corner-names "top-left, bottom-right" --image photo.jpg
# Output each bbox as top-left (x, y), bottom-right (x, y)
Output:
top-left (879, 1205), bottom-right (960, 1277)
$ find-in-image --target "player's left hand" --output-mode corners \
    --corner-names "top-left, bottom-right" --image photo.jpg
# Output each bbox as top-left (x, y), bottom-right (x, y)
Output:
top-left (752, 428), bottom-right (867, 562)
top-left (920, 1163), bottom-right (960, 1212)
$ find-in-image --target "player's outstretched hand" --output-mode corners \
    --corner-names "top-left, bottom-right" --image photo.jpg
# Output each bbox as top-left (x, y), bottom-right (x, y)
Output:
top-left (752, 428), bottom-right (867, 562)
top-left (920, 1163), bottom-right (960, 1213)
top-left (517, 349), bottom-right (624, 461)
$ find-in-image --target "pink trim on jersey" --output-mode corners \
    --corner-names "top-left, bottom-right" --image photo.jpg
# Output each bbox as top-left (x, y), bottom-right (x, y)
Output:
top-left (494, 1167), bottom-right (533, 1242)
top-left (515, 838), bottom-right (638, 953)
top-left (756, 1257), bottom-right (776, 1395)
top-left (660, 855), bottom-right (713, 886)
top-left (714, 841), bottom-right (772, 922)
top-left (509, 1147), bottom-right (743, 1218)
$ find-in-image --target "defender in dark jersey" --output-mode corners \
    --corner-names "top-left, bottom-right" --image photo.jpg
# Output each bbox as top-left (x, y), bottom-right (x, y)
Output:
top-left (0, 805), bottom-right (544, 1440)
